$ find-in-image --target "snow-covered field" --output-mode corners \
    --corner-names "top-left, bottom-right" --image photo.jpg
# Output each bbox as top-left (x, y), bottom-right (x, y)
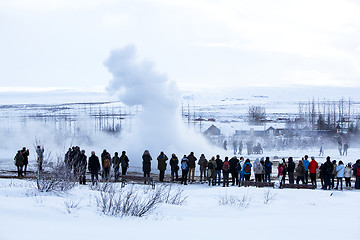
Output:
top-left (0, 178), bottom-right (359, 240)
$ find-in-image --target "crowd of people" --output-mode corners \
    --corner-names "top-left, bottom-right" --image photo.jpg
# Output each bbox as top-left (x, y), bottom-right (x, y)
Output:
top-left (13, 147), bottom-right (360, 190)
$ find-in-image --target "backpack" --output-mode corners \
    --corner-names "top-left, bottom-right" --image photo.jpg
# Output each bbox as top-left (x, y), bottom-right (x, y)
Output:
top-left (181, 161), bottom-right (188, 170)
top-left (208, 161), bottom-right (214, 169)
top-left (244, 164), bottom-right (251, 173)
top-left (223, 161), bottom-right (230, 171)
top-left (357, 167), bottom-right (360, 176)
top-left (103, 158), bottom-right (110, 168)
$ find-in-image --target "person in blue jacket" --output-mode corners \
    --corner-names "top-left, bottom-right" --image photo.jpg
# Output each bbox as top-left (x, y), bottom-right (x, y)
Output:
top-left (303, 155), bottom-right (310, 184)
top-left (242, 158), bottom-right (252, 181)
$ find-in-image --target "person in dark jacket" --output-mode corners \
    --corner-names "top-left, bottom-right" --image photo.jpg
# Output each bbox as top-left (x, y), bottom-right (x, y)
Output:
top-left (142, 150), bottom-right (152, 183)
top-left (222, 157), bottom-right (230, 187)
top-left (170, 153), bottom-right (179, 182)
top-left (14, 150), bottom-right (24, 177)
top-left (112, 152), bottom-right (120, 180)
top-left (101, 149), bottom-right (111, 181)
top-left (157, 151), bottom-right (168, 182)
top-left (287, 157), bottom-right (295, 184)
top-left (215, 155), bottom-right (223, 185)
top-left (229, 156), bottom-right (239, 185)
top-left (198, 154), bottom-right (207, 183)
top-left (187, 152), bottom-right (197, 182)
top-left (120, 151), bottom-right (129, 176)
top-left (323, 156), bottom-right (334, 190)
top-left (88, 151), bottom-right (100, 185)
top-left (77, 150), bottom-right (87, 184)
top-left (20, 147), bottom-right (29, 176)
top-left (353, 159), bottom-right (360, 189)
top-left (295, 160), bottom-right (305, 184)
top-left (181, 155), bottom-right (189, 185)
top-left (264, 157), bottom-right (273, 183)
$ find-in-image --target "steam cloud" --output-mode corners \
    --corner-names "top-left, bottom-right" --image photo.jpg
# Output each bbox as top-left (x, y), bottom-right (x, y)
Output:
top-left (105, 45), bottom-right (217, 163)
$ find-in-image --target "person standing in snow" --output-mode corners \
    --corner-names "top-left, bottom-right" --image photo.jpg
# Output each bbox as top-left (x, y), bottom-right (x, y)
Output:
top-left (77, 150), bottom-right (87, 185)
top-left (338, 141), bottom-right (343, 156)
top-left (222, 157), bottom-right (230, 187)
top-left (170, 153), bottom-right (179, 182)
top-left (20, 147), bottom-right (29, 176)
top-left (101, 149), bottom-right (111, 181)
top-left (253, 158), bottom-right (263, 182)
top-left (295, 160), bottom-right (305, 184)
top-left (120, 151), bottom-right (129, 176)
top-left (264, 157), bottom-right (273, 183)
top-left (181, 155), bottom-right (189, 185)
top-left (215, 155), bottom-right (223, 185)
top-left (112, 152), bottom-right (120, 180)
top-left (335, 161), bottom-right (345, 190)
top-left (238, 141), bottom-right (243, 155)
top-left (36, 145), bottom-right (44, 172)
top-left (142, 150), bottom-right (152, 184)
top-left (207, 156), bottom-right (217, 186)
top-left (344, 163), bottom-right (352, 189)
top-left (223, 140), bottom-right (227, 150)
top-left (331, 160), bottom-right (337, 189)
top-left (303, 155), bottom-right (310, 184)
top-left (353, 160), bottom-right (360, 189)
top-left (319, 143), bottom-right (324, 156)
top-left (198, 154), bottom-right (208, 183)
top-left (242, 159), bottom-right (252, 181)
top-left (88, 151), bottom-right (100, 185)
top-left (308, 156), bottom-right (319, 188)
top-left (287, 157), bottom-right (295, 184)
top-left (277, 161), bottom-right (285, 188)
top-left (187, 152), bottom-right (197, 183)
top-left (157, 151), bottom-right (168, 182)
top-left (229, 156), bottom-right (239, 185)
top-left (322, 156), bottom-right (333, 190)
top-left (238, 157), bottom-right (244, 186)
top-left (343, 143), bottom-right (349, 156)
top-left (233, 140), bottom-right (237, 155)
top-left (14, 150), bottom-right (24, 177)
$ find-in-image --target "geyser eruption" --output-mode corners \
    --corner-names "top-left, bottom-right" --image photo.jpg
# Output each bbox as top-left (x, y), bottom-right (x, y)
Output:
top-left (105, 45), bottom-right (218, 165)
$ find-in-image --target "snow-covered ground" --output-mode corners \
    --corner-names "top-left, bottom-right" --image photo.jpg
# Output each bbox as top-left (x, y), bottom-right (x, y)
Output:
top-left (0, 178), bottom-right (359, 240)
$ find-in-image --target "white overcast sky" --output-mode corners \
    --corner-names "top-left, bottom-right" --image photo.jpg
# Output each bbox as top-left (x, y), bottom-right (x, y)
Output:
top-left (0, 0), bottom-right (360, 91)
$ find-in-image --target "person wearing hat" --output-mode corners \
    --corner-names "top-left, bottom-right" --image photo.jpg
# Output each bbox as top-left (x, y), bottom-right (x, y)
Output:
top-left (120, 151), bottom-right (130, 176)
top-left (308, 156), bottom-right (319, 188)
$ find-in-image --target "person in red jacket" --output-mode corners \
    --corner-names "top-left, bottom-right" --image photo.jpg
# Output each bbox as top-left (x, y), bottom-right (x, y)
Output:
top-left (308, 156), bottom-right (319, 188)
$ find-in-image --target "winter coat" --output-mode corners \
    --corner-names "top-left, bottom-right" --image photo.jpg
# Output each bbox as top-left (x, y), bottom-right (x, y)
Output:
top-left (242, 162), bottom-right (252, 175)
top-left (77, 153), bottom-right (87, 174)
top-left (112, 156), bottom-right (120, 168)
top-left (207, 159), bottom-right (217, 178)
top-left (278, 164), bottom-right (285, 176)
top-left (222, 160), bottom-right (230, 173)
top-left (295, 163), bottom-right (305, 177)
top-left (336, 164), bottom-right (345, 178)
top-left (187, 154), bottom-right (197, 168)
top-left (170, 156), bottom-right (179, 172)
top-left (332, 163), bottom-right (337, 175)
top-left (303, 159), bottom-right (310, 171)
top-left (344, 166), bottom-right (352, 178)
top-left (120, 154), bottom-right (129, 169)
top-left (181, 157), bottom-right (189, 171)
top-left (229, 157), bottom-right (239, 172)
top-left (323, 160), bottom-right (334, 175)
top-left (215, 158), bottom-right (223, 171)
top-left (142, 153), bottom-right (152, 172)
top-left (101, 151), bottom-right (111, 168)
top-left (198, 156), bottom-right (208, 171)
top-left (264, 159), bottom-right (273, 173)
top-left (308, 160), bottom-right (319, 174)
top-left (157, 154), bottom-right (168, 171)
top-left (36, 147), bottom-right (44, 160)
top-left (14, 152), bottom-right (24, 166)
top-left (253, 159), bottom-right (263, 174)
top-left (21, 149), bottom-right (29, 165)
top-left (287, 160), bottom-right (295, 173)
top-left (88, 154), bottom-right (100, 172)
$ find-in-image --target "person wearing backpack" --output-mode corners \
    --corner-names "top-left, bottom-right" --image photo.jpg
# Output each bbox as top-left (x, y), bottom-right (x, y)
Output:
top-left (207, 156), bottom-right (217, 186)
top-left (295, 160), bottom-right (305, 184)
top-left (222, 157), bottom-right (230, 187)
top-left (353, 159), bottom-right (360, 189)
top-left (198, 154), bottom-right (208, 183)
top-left (344, 163), bottom-right (352, 189)
top-left (264, 157), bottom-right (273, 183)
top-left (229, 156), bottom-right (239, 185)
top-left (253, 158), bottom-right (263, 182)
top-left (101, 149), bottom-right (111, 181)
top-left (181, 155), bottom-right (189, 185)
top-left (170, 153), bottom-right (179, 182)
top-left (242, 159), bottom-right (252, 181)
top-left (335, 161), bottom-right (345, 190)
top-left (215, 155), bottom-right (223, 185)
top-left (157, 151), bottom-right (168, 182)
